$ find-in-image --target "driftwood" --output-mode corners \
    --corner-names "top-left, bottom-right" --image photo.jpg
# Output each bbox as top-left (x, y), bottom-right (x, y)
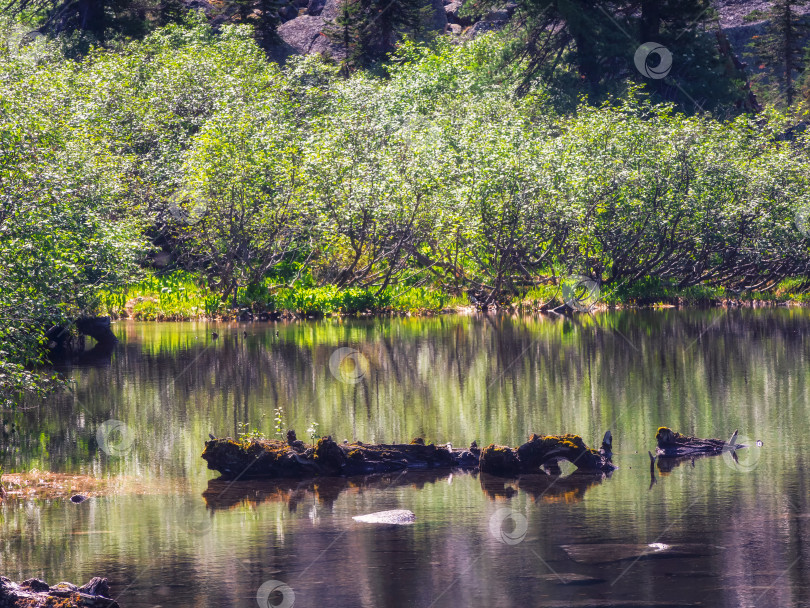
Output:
top-left (655, 427), bottom-right (745, 457)
top-left (202, 433), bottom-right (479, 480)
top-left (654, 427), bottom-right (749, 475)
top-left (201, 430), bottom-right (614, 479)
top-left (0, 576), bottom-right (118, 608)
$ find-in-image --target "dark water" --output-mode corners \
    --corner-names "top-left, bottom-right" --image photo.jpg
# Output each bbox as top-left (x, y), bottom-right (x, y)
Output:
top-left (2, 310), bottom-right (810, 607)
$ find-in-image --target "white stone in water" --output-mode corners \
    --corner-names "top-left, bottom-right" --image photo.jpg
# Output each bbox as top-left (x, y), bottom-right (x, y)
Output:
top-left (352, 509), bottom-right (416, 525)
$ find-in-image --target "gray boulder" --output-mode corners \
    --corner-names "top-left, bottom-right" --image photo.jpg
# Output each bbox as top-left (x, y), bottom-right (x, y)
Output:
top-left (277, 14), bottom-right (346, 58)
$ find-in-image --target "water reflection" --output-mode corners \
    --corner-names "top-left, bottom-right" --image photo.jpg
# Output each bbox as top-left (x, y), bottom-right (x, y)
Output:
top-left (479, 471), bottom-right (609, 503)
top-left (202, 470), bottom-right (467, 511)
top-left (202, 468), bottom-right (612, 513)
top-left (2, 309), bottom-right (810, 607)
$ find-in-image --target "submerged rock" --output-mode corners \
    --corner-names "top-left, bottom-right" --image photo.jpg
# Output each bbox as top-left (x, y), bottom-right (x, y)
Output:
top-left (533, 573), bottom-right (606, 585)
top-left (352, 509), bottom-right (415, 525)
top-left (560, 542), bottom-right (719, 565)
top-left (540, 601), bottom-right (701, 607)
top-left (0, 576), bottom-right (119, 607)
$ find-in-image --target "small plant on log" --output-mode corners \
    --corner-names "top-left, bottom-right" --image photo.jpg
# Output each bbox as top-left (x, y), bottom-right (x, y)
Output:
top-left (236, 422), bottom-right (265, 447)
top-left (273, 407), bottom-right (285, 439)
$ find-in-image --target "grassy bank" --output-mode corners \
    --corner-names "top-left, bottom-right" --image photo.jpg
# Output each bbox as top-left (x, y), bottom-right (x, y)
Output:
top-left (95, 271), bottom-right (810, 321)
top-left (97, 271), bottom-right (470, 320)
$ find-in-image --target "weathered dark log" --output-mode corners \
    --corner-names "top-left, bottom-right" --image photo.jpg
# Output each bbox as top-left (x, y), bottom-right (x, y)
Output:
top-left (480, 432), bottom-right (615, 477)
top-left (0, 576), bottom-right (118, 607)
top-left (202, 431), bottom-right (613, 479)
top-left (201, 435), bottom-right (480, 479)
top-left (655, 427), bottom-right (745, 457)
top-left (75, 317), bottom-right (117, 345)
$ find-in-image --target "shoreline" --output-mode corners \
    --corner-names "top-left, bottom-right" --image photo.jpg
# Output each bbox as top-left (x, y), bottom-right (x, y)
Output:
top-left (100, 297), bottom-right (809, 323)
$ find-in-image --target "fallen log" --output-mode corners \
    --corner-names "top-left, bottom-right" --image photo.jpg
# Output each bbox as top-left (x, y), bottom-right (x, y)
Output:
top-left (655, 427), bottom-right (745, 457)
top-left (201, 433), bottom-right (480, 480)
top-left (201, 430), bottom-right (614, 479)
top-left (478, 432), bottom-right (615, 476)
top-left (0, 576), bottom-right (118, 608)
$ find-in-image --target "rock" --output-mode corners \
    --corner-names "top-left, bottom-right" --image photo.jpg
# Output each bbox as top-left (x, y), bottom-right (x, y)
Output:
top-left (484, 8), bottom-right (509, 20)
top-left (463, 19), bottom-right (506, 39)
top-left (70, 494), bottom-right (89, 503)
top-left (533, 573), bottom-right (606, 585)
top-left (279, 3), bottom-right (299, 22)
top-left (307, 0), bottom-right (328, 15)
top-left (352, 509), bottom-right (415, 525)
top-left (560, 543), bottom-right (718, 565)
top-left (429, 0), bottom-right (448, 31)
top-left (447, 23), bottom-right (462, 34)
top-left (540, 602), bottom-right (701, 607)
top-left (276, 13), bottom-right (346, 59)
top-left (445, 0), bottom-right (469, 25)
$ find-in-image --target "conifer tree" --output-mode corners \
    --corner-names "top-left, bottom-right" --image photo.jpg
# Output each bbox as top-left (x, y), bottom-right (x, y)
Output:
top-left (327, 0), bottom-right (434, 70)
top-left (752, 0), bottom-right (809, 106)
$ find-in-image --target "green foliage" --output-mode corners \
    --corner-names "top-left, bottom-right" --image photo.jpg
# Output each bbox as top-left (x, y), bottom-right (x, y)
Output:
top-left (463, 0), bottom-right (741, 112)
top-left (327, 0), bottom-right (437, 70)
top-left (749, 0), bottom-right (810, 107)
top-left (236, 421), bottom-right (266, 446)
top-left (3, 18), bottom-right (810, 408)
top-left (273, 407), bottom-right (285, 438)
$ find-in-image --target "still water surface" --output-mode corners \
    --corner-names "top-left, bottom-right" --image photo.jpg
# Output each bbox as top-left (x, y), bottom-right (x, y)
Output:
top-left (2, 310), bottom-right (810, 607)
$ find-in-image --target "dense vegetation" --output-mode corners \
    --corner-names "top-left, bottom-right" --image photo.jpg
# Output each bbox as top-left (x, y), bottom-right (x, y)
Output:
top-left (1, 7), bottom-right (810, 407)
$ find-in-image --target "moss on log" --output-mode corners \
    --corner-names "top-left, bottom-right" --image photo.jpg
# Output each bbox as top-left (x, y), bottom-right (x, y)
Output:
top-left (0, 576), bottom-right (118, 608)
top-left (479, 432), bottom-right (614, 476)
top-left (202, 431), bottom-right (614, 479)
top-left (201, 434), bottom-right (479, 479)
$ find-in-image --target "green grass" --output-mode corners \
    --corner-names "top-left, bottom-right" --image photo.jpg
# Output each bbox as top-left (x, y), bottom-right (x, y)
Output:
top-left (98, 271), bottom-right (470, 320)
top-left (99, 270), bottom-right (810, 321)
top-left (98, 271), bottom-right (217, 320)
